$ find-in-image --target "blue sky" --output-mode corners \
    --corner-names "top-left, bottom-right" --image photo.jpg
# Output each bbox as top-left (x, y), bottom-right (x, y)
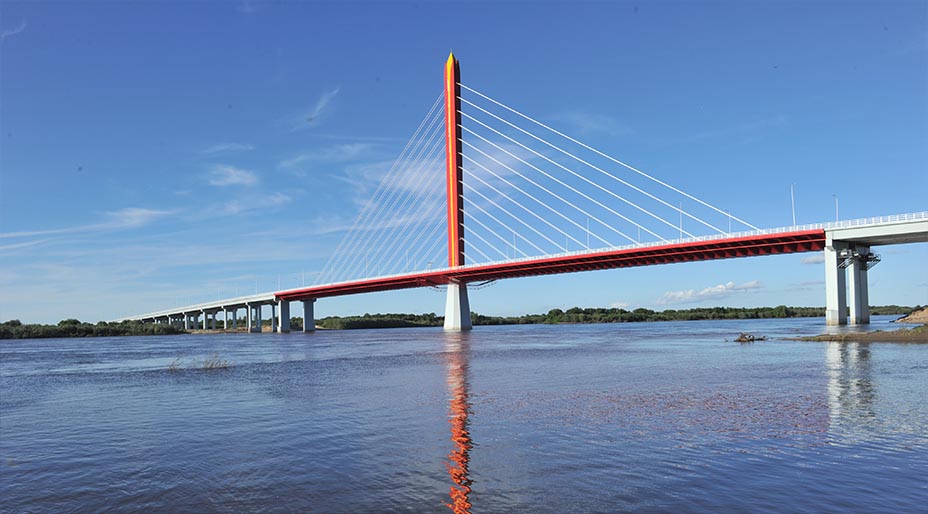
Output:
top-left (1, 0), bottom-right (925, 323)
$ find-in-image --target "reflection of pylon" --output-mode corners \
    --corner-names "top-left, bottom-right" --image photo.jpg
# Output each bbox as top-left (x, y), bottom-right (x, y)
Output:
top-left (444, 341), bottom-right (473, 514)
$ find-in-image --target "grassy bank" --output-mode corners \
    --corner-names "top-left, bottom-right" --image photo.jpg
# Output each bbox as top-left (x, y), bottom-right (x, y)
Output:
top-left (798, 325), bottom-right (928, 343)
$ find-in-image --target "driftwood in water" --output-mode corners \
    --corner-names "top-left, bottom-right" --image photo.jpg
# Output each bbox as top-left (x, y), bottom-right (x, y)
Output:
top-left (735, 332), bottom-right (767, 343)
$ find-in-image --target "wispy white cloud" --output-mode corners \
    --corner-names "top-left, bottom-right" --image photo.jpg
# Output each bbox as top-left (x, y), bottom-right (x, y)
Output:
top-left (288, 88), bottom-right (340, 131)
top-left (312, 134), bottom-right (404, 143)
top-left (208, 165), bottom-right (258, 186)
top-left (801, 253), bottom-right (825, 264)
top-left (104, 207), bottom-right (176, 228)
top-left (786, 280), bottom-right (824, 292)
top-left (610, 301), bottom-right (630, 309)
top-left (337, 155), bottom-right (446, 201)
top-left (674, 115), bottom-right (788, 144)
top-left (549, 111), bottom-right (633, 137)
top-left (306, 214), bottom-right (358, 236)
top-left (308, 88), bottom-right (339, 121)
top-left (201, 142), bottom-right (255, 155)
top-left (0, 20), bottom-right (26, 42)
top-left (219, 192), bottom-right (291, 215)
top-left (656, 280), bottom-right (762, 305)
top-left (280, 143), bottom-right (374, 170)
top-left (0, 239), bottom-right (53, 252)
top-left (0, 207), bottom-right (176, 239)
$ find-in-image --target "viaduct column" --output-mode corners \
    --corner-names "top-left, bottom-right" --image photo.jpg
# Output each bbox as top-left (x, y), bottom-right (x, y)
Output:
top-left (277, 300), bottom-right (291, 333)
top-left (443, 52), bottom-right (472, 332)
top-left (824, 236), bottom-right (848, 326)
top-left (303, 299), bottom-right (315, 332)
top-left (848, 244), bottom-right (871, 325)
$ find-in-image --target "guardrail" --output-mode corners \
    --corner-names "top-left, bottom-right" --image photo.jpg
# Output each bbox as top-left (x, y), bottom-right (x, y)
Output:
top-left (445, 211), bottom-right (928, 273)
top-left (122, 211), bottom-right (926, 321)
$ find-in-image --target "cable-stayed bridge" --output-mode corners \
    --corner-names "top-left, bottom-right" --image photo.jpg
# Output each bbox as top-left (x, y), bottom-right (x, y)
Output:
top-left (125, 55), bottom-right (928, 332)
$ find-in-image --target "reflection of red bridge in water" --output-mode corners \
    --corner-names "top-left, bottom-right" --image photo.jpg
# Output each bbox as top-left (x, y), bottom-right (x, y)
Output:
top-left (127, 54), bottom-right (927, 332)
top-left (444, 336), bottom-right (473, 514)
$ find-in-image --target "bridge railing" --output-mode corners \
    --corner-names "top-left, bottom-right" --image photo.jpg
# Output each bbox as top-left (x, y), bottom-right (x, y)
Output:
top-left (442, 211), bottom-right (928, 273)
top-left (122, 212), bottom-right (925, 321)
top-left (296, 211), bottom-right (928, 285)
top-left (119, 291), bottom-right (278, 321)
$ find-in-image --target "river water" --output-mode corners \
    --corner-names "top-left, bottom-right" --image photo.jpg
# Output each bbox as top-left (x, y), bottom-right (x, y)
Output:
top-left (1, 317), bottom-right (926, 513)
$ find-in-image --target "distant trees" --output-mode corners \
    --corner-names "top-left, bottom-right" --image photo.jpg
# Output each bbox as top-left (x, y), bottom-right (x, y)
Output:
top-left (313, 304), bottom-right (916, 329)
top-left (0, 319), bottom-right (185, 339)
top-left (0, 305), bottom-right (917, 337)
top-left (317, 312), bottom-right (441, 330)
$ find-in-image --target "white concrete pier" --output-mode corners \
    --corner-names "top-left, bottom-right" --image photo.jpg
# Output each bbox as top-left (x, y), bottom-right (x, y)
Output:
top-left (824, 238), bottom-right (848, 326)
top-left (277, 301), bottom-right (290, 333)
top-left (443, 281), bottom-right (472, 331)
top-left (848, 244), bottom-right (870, 325)
top-left (824, 213), bottom-right (927, 325)
top-left (302, 300), bottom-right (315, 332)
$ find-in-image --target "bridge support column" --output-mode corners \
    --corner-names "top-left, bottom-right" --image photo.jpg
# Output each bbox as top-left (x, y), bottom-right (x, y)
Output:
top-left (303, 300), bottom-right (315, 332)
top-left (277, 301), bottom-right (291, 333)
top-left (444, 281), bottom-right (472, 331)
top-left (201, 311), bottom-right (210, 331)
top-left (825, 239), bottom-right (848, 326)
top-left (271, 303), bottom-right (277, 333)
top-left (232, 309), bottom-right (238, 329)
top-left (848, 244), bottom-right (870, 325)
top-left (246, 304), bottom-right (260, 333)
top-left (223, 309), bottom-right (229, 330)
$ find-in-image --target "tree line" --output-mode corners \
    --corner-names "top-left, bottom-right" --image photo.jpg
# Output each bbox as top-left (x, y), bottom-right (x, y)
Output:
top-left (2, 305), bottom-right (918, 338)
top-left (314, 305), bottom-right (919, 330)
top-left (0, 319), bottom-right (185, 339)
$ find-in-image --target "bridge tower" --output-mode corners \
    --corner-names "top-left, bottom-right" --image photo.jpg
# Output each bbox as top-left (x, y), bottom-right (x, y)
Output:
top-left (443, 52), bottom-right (472, 331)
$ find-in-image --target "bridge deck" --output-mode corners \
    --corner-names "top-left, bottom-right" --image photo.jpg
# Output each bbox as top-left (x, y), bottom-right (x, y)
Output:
top-left (123, 205), bottom-right (923, 324)
top-left (276, 229), bottom-right (826, 302)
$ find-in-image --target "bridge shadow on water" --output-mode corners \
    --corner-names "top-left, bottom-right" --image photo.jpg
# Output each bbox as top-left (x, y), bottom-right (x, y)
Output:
top-left (443, 332), bottom-right (474, 514)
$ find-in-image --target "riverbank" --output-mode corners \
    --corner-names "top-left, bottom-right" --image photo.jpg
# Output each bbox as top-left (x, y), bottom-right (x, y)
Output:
top-left (895, 306), bottom-right (928, 324)
top-left (792, 306), bottom-right (928, 343)
top-left (4, 305), bottom-right (922, 338)
top-left (796, 325), bottom-right (928, 343)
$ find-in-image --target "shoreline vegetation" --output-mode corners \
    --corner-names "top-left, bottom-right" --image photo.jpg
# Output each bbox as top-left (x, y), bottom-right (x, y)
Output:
top-left (315, 305), bottom-right (918, 330)
top-left (0, 319), bottom-right (185, 340)
top-left (1, 305), bottom-right (922, 340)
top-left (796, 325), bottom-right (928, 343)
top-left (795, 306), bottom-right (928, 343)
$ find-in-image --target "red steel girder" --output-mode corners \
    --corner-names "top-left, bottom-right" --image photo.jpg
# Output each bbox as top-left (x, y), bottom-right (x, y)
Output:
top-left (275, 230), bottom-right (825, 302)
